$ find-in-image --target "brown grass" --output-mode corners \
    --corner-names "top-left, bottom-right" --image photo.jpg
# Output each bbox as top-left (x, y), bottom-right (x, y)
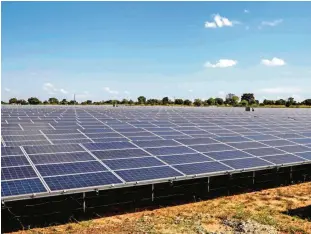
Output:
top-left (10, 182), bottom-right (311, 234)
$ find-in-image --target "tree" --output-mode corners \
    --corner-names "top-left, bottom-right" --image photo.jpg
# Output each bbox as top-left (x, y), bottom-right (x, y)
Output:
top-left (137, 96), bottom-right (146, 105)
top-left (174, 99), bottom-right (183, 105)
top-left (43, 100), bottom-right (48, 105)
top-left (240, 100), bottom-right (248, 106)
top-left (225, 95), bottom-right (239, 106)
top-left (9, 98), bottom-right (17, 104)
top-left (241, 93), bottom-right (255, 104)
top-left (121, 99), bottom-right (129, 105)
top-left (206, 98), bottom-right (215, 106)
top-left (147, 99), bottom-right (160, 105)
top-left (48, 97), bottom-right (59, 104)
top-left (86, 100), bottom-right (93, 105)
top-left (275, 99), bottom-right (286, 105)
top-left (302, 99), bottom-right (311, 106)
top-left (28, 97), bottom-right (41, 105)
top-left (68, 100), bottom-right (78, 105)
top-left (183, 99), bottom-right (192, 106)
top-left (263, 99), bottom-right (275, 105)
top-left (60, 99), bottom-right (68, 105)
top-left (193, 99), bottom-right (202, 107)
top-left (162, 97), bottom-right (169, 105)
top-left (215, 98), bottom-right (224, 105)
top-left (17, 99), bottom-right (28, 105)
top-left (286, 97), bottom-right (296, 107)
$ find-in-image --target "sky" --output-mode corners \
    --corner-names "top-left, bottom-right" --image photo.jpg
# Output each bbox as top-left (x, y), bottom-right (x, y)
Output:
top-left (2, 1), bottom-right (311, 102)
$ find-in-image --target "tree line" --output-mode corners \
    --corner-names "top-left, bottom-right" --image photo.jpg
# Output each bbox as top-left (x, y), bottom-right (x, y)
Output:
top-left (2, 94), bottom-right (311, 107)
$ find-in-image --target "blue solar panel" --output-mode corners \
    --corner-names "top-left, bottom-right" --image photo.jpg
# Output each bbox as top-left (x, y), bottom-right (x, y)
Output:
top-left (36, 161), bottom-right (107, 177)
top-left (85, 132), bottom-right (122, 138)
top-left (23, 144), bottom-right (85, 155)
top-left (83, 142), bottom-right (136, 151)
top-left (1, 178), bottom-right (47, 197)
top-left (103, 157), bottom-right (164, 170)
top-left (205, 150), bottom-right (251, 160)
top-left (92, 148), bottom-right (149, 160)
top-left (295, 152), bottom-right (311, 160)
top-left (221, 157), bottom-right (273, 170)
top-left (3, 135), bottom-right (46, 141)
top-left (133, 139), bottom-right (181, 148)
top-left (175, 137), bottom-right (218, 146)
top-left (242, 135), bottom-right (279, 141)
top-left (276, 145), bottom-right (311, 153)
top-left (273, 133), bottom-right (304, 139)
top-left (1, 146), bottom-right (23, 156)
top-left (259, 140), bottom-right (295, 147)
top-left (92, 137), bottom-right (128, 143)
top-left (5, 140), bottom-right (51, 147)
top-left (243, 147), bottom-right (285, 156)
top-left (145, 146), bottom-right (196, 156)
top-left (116, 166), bottom-right (182, 182)
top-left (174, 161), bottom-right (232, 175)
top-left (29, 152), bottom-right (95, 164)
top-left (2, 166), bottom-right (38, 180)
top-left (1, 156), bottom-right (30, 167)
top-left (46, 134), bottom-right (86, 140)
top-left (213, 136), bottom-right (250, 143)
top-left (290, 138), bottom-right (311, 145)
top-left (261, 154), bottom-right (306, 164)
top-left (52, 139), bottom-right (92, 145)
top-left (159, 153), bottom-right (212, 165)
top-left (44, 172), bottom-right (122, 191)
top-left (189, 144), bottom-right (235, 153)
top-left (228, 141), bottom-right (267, 150)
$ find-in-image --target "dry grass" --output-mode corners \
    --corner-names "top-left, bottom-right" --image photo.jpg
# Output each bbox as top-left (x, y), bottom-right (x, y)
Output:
top-left (11, 182), bottom-right (311, 234)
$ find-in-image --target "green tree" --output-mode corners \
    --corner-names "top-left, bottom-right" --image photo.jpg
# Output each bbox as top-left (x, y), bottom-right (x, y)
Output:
top-left (241, 93), bottom-right (255, 104)
top-left (68, 100), bottom-right (78, 105)
top-left (225, 95), bottom-right (239, 106)
top-left (28, 97), bottom-right (41, 105)
top-left (162, 97), bottom-right (169, 105)
top-left (215, 98), bottom-right (224, 105)
top-left (193, 99), bottom-right (202, 106)
top-left (60, 99), bottom-right (68, 105)
top-left (302, 99), bottom-right (311, 106)
top-left (121, 99), bottom-right (129, 105)
top-left (48, 97), bottom-right (59, 104)
top-left (206, 98), bottom-right (215, 105)
top-left (86, 100), bottom-right (93, 105)
top-left (286, 97), bottom-right (295, 107)
top-left (128, 99), bottom-right (134, 105)
top-left (17, 99), bottom-right (28, 105)
top-left (263, 99), bottom-right (275, 105)
top-left (275, 99), bottom-right (286, 105)
top-left (43, 100), bottom-right (48, 105)
top-left (9, 98), bottom-right (17, 104)
top-left (183, 99), bottom-right (192, 106)
top-left (240, 100), bottom-right (248, 106)
top-left (174, 99), bottom-right (183, 105)
top-left (137, 96), bottom-right (146, 105)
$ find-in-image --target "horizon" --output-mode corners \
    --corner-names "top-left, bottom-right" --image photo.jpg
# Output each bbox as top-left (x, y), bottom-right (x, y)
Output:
top-left (2, 2), bottom-right (311, 102)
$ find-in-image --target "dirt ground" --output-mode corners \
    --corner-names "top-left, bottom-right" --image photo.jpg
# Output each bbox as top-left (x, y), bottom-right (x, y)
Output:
top-left (11, 182), bottom-right (311, 234)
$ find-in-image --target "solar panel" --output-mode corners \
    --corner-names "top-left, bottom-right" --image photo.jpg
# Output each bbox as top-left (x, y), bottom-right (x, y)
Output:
top-left (23, 144), bottom-right (85, 155)
top-left (259, 139), bottom-right (296, 147)
top-left (189, 144), bottom-right (235, 153)
top-left (261, 154), bottom-right (306, 164)
top-left (2, 166), bottom-right (38, 180)
top-left (159, 153), bottom-right (212, 165)
top-left (133, 139), bottom-right (181, 148)
top-left (1, 179), bottom-right (47, 197)
top-left (116, 166), bottom-right (182, 182)
top-left (243, 147), bottom-right (285, 157)
top-left (227, 141), bottom-right (267, 149)
top-left (92, 148), bottom-right (150, 160)
top-left (295, 152), bottom-right (311, 160)
top-left (175, 137), bottom-right (218, 146)
top-left (83, 142), bottom-right (136, 151)
top-left (44, 172), bottom-right (123, 191)
top-left (174, 161), bottom-right (232, 175)
top-left (1, 156), bottom-right (30, 167)
top-left (276, 145), bottom-right (311, 153)
top-left (205, 150), bottom-right (252, 161)
top-left (1, 146), bottom-right (24, 156)
top-left (221, 157), bottom-right (273, 170)
top-left (144, 146), bottom-right (196, 156)
top-left (103, 157), bottom-right (164, 170)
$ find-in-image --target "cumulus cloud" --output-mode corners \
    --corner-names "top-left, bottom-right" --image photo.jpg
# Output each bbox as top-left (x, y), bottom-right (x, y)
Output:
top-left (43, 83), bottom-right (68, 95)
top-left (205, 59), bottom-right (238, 68)
top-left (205, 14), bottom-right (239, 28)
top-left (261, 19), bottom-right (283, 27)
top-left (261, 57), bottom-right (286, 67)
top-left (258, 87), bottom-right (302, 94)
top-left (103, 87), bottom-right (119, 95)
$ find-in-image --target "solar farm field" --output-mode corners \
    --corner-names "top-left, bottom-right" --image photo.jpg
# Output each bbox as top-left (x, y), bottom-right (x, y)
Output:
top-left (1, 106), bottom-right (311, 201)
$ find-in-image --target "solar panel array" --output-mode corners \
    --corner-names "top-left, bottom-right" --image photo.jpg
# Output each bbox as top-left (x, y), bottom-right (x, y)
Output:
top-left (2, 106), bottom-right (311, 200)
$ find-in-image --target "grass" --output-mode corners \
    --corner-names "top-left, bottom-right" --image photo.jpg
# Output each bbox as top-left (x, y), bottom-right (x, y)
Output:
top-left (10, 182), bottom-right (311, 234)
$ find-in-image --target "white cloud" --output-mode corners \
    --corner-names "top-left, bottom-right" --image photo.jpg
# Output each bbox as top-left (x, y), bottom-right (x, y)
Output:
top-left (261, 19), bottom-right (283, 27)
top-left (103, 87), bottom-right (119, 94)
top-left (258, 87), bottom-right (302, 94)
top-left (205, 59), bottom-right (238, 68)
top-left (261, 57), bottom-right (286, 67)
top-left (4, 88), bottom-right (11, 92)
top-left (188, 89), bottom-right (193, 92)
top-left (205, 14), bottom-right (239, 28)
top-left (43, 83), bottom-right (68, 95)
top-left (244, 9), bottom-right (250, 13)
top-left (124, 91), bottom-right (130, 95)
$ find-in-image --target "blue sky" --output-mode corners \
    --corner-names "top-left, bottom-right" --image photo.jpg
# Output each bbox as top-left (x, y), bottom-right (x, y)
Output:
top-left (2, 1), bottom-right (311, 102)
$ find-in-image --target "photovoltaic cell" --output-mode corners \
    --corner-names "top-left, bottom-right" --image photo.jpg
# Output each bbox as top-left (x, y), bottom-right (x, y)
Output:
top-left (242, 134), bottom-right (279, 141)
top-left (174, 161), bottom-right (232, 175)
top-left (261, 154), bottom-right (306, 164)
top-left (295, 152), bottom-right (311, 160)
top-left (175, 137), bottom-right (218, 146)
top-left (290, 138), bottom-right (311, 145)
top-left (103, 157), bottom-right (164, 170)
top-left (159, 153), bottom-right (212, 165)
top-left (144, 146), bottom-right (196, 156)
top-left (276, 145), bottom-right (311, 153)
top-left (243, 147), bottom-right (285, 157)
top-left (83, 142), bottom-right (136, 151)
top-left (205, 150), bottom-right (252, 161)
top-left (221, 157), bottom-right (273, 170)
top-left (1, 146), bottom-right (23, 156)
top-left (92, 148), bottom-right (150, 160)
top-left (116, 166), bottom-right (182, 182)
top-left (1, 156), bottom-right (30, 167)
top-left (189, 144), bottom-right (235, 153)
top-left (1, 178), bottom-right (47, 197)
top-left (133, 139), bottom-right (181, 148)
top-left (259, 140), bottom-right (296, 147)
top-left (36, 161), bottom-right (107, 177)
top-left (2, 166), bottom-right (38, 180)
top-left (213, 136), bottom-right (250, 143)
top-left (228, 141), bottom-right (267, 150)
top-left (44, 172), bottom-right (122, 191)
top-left (23, 144), bottom-right (85, 155)
top-left (29, 152), bottom-right (95, 164)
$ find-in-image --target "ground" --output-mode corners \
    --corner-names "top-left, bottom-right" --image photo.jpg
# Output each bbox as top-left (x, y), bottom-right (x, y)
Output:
top-left (11, 182), bottom-right (311, 234)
